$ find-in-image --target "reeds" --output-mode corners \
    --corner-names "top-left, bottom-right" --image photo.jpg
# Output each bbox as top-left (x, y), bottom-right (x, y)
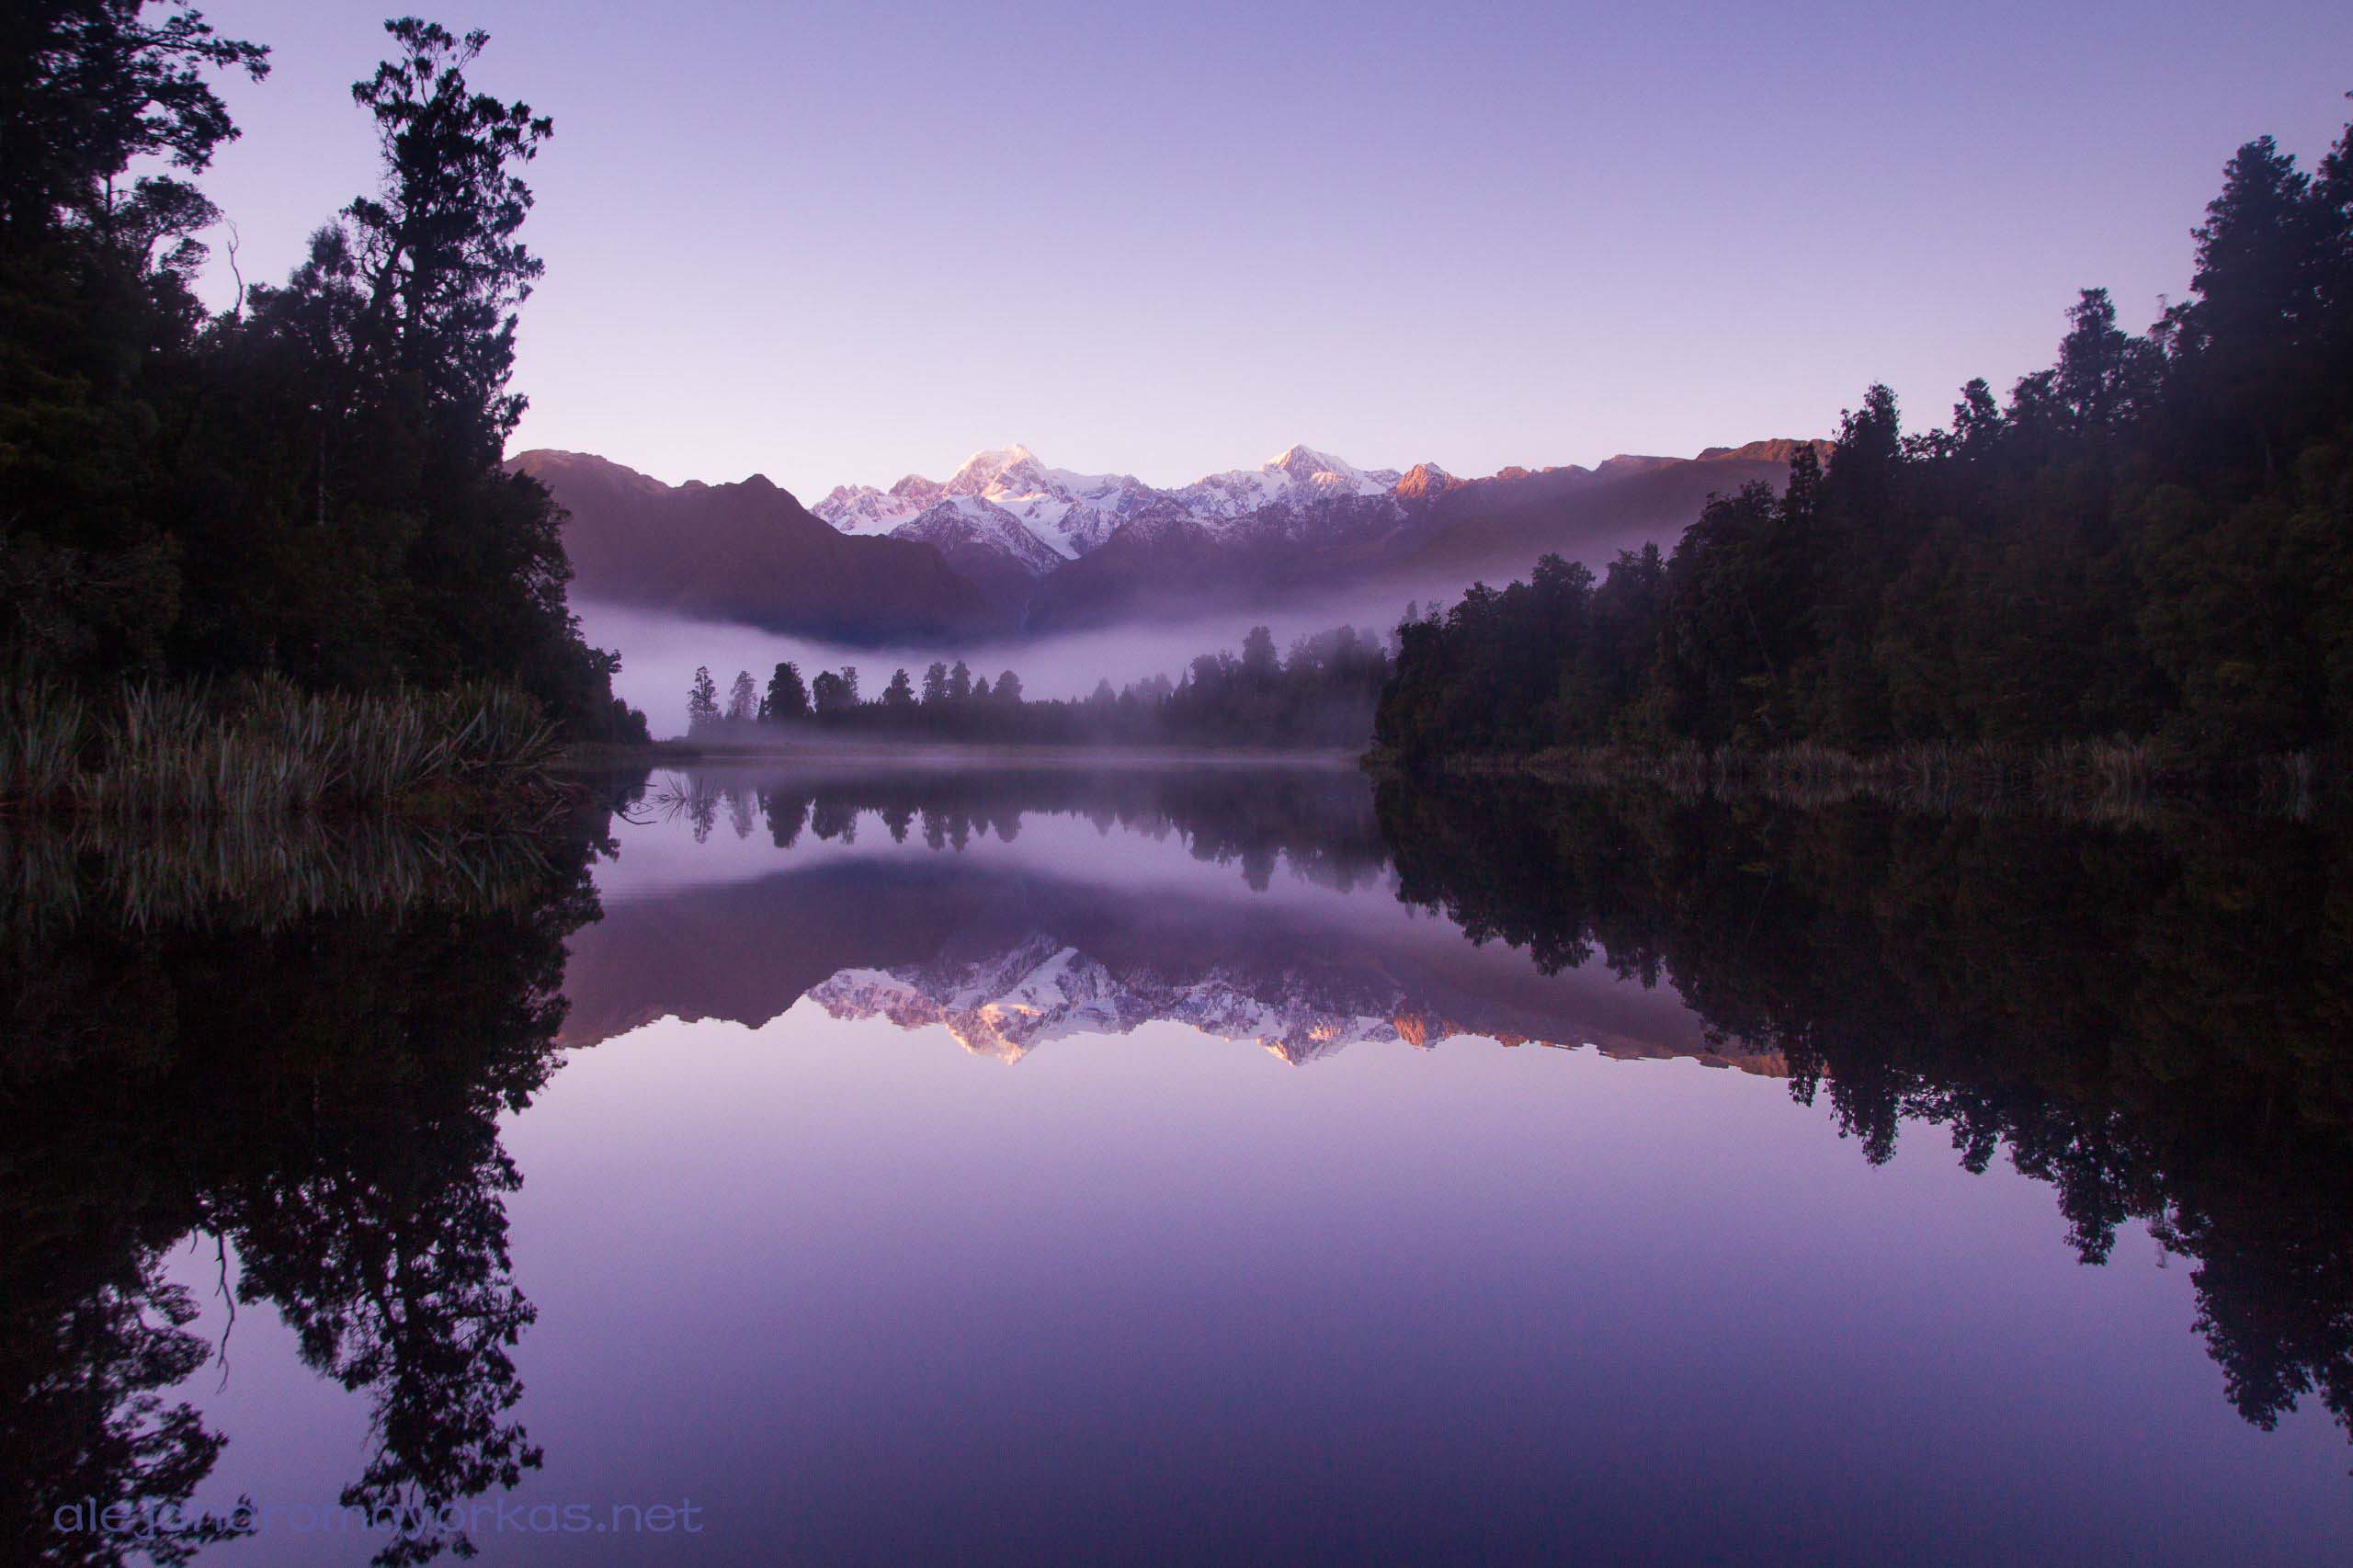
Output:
top-left (0, 812), bottom-right (563, 936)
top-left (0, 676), bottom-right (561, 821)
top-left (0, 680), bottom-right (88, 802)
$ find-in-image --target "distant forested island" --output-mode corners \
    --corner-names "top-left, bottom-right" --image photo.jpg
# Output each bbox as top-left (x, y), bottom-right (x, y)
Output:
top-left (1377, 108), bottom-right (2353, 789)
top-left (679, 625), bottom-right (1392, 750)
top-left (3, 7), bottom-right (644, 818)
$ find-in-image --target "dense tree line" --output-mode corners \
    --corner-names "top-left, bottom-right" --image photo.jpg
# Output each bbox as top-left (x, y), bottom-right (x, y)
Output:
top-left (1, 5), bottom-right (645, 740)
top-left (1379, 108), bottom-right (2353, 767)
top-left (686, 625), bottom-right (1392, 748)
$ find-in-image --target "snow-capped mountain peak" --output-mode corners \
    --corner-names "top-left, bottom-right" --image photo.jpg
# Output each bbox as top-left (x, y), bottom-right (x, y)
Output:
top-left (1168, 443), bottom-right (1402, 526)
top-left (944, 444), bottom-right (1051, 498)
top-left (814, 439), bottom-right (1409, 546)
top-left (813, 444), bottom-right (1159, 561)
top-left (1266, 443), bottom-right (1356, 483)
top-left (892, 495), bottom-right (1065, 578)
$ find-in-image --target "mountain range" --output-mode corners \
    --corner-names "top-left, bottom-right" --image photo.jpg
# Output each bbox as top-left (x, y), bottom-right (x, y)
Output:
top-left (512, 437), bottom-right (1827, 642)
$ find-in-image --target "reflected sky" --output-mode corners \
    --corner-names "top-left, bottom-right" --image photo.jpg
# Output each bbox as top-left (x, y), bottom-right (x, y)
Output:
top-left (151, 767), bottom-right (2353, 1563)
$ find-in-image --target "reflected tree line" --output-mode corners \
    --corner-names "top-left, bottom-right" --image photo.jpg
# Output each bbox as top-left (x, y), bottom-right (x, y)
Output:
top-left (644, 765), bottom-right (1392, 893)
top-left (1377, 779), bottom-right (2353, 1449)
top-left (0, 806), bottom-right (614, 1566)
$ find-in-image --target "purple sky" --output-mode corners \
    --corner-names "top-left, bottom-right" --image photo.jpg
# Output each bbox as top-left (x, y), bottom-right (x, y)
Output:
top-left (189, 1), bottom-right (2353, 493)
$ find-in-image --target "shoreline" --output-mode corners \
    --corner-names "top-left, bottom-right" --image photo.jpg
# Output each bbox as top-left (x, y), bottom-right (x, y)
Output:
top-left (1360, 741), bottom-right (2330, 821)
top-left (556, 740), bottom-right (1367, 771)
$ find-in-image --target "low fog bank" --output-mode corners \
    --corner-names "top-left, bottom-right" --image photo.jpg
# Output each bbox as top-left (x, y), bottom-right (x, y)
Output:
top-left (578, 585), bottom-right (1438, 740)
top-left (634, 733), bottom-right (1366, 767)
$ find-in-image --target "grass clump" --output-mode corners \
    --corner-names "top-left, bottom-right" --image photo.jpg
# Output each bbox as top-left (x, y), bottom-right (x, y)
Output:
top-left (0, 676), bottom-right (561, 821)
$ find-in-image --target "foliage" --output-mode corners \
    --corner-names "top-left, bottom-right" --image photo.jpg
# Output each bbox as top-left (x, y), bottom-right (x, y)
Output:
top-left (1377, 111), bottom-right (2353, 769)
top-left (0, 6), bottom-right (645, 743)
top-left (685, 665), bottom-right (717, 733)
top-left (0, 675), bottom-right (562, 819)
top-left (760, 660), bottom-right (808, 722)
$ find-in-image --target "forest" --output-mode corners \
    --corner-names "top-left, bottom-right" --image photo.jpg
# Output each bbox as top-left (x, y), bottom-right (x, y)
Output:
top-left (681, 624), bottom-right (1392, 749)
top-left (1376, 108), bottom-right (2353, 774)
top-left (2, 4), bottom-right (647, 815)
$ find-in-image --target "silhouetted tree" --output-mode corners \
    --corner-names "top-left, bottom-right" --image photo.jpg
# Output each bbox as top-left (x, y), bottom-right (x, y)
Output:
top-left (1241, 625), bottom-right (1279, 682)
top-left (710, 627), bottom-right (1390, 747)
top-left (763, 661), bottom-right (808, 722)
top-left (810, 669), bottom-right (849, 717)
top-left (1376, 105), bottom-right (2353, 769)
top-left (0, 6), bottom-right (644, 739)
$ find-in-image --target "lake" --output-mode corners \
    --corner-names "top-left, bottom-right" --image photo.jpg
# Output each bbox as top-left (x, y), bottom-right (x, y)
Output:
top-left (7, 763), bottom-right (2351, 1564)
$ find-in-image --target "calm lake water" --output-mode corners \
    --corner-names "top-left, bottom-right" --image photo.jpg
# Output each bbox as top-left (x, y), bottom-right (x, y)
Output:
top-left (8, 763), bottom-right (2353, 1564)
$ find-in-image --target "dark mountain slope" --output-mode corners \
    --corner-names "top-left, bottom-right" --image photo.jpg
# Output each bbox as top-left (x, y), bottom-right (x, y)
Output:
top-left (509, 449), bottom-right (992, 642)
top-left (1388, 445), bottom-right (1819, 589)
top-left (1023, 444), bottom-right (1821, 630)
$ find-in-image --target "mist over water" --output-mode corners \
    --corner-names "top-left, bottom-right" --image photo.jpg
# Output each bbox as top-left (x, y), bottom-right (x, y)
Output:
top-left (577, 589), bottom-right (1434, 738)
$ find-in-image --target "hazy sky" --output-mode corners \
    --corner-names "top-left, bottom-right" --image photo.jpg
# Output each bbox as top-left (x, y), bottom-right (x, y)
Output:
top-left (187, 1), bottom-right (2353, 494)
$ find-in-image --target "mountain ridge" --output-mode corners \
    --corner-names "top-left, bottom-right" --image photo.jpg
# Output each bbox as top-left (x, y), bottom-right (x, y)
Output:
top-left (517, 436), bottom-right (1829, 641)
top-left (507, 449), bottom-right (993, 642)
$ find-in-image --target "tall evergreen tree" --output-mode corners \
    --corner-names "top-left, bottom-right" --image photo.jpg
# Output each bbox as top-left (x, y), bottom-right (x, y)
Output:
top-left (763, 660), bottom-right (808, 722)
top-left (1374, 107), bottom-right (2353, 771)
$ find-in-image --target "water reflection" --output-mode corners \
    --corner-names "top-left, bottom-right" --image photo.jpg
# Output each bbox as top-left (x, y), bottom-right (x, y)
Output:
top-left (636, 763), bottom-right (1390, 890)
top-left (1376, 778), bottom-right (2353, 1452)
top-left (0, 812), bottom-right (609, 1565)
top-left (4, 765), bottom-right (2351, 1562)
top-left (569, 765), bottom-right (1732, 1068)
top-left (587, 763), bottom-right (2353, 1464)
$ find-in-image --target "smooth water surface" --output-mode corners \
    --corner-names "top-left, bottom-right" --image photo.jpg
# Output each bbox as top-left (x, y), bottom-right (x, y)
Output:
top-left (8, 764), bottom-right (2351, 1564)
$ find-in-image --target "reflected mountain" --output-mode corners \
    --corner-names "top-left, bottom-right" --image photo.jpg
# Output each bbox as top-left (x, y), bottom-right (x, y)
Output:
top-left (563, 765), bottom-right (1749, 1071)
top-left (575, 855), bottom-right (1749, 1069)
top-left (578, 761), bottom-right (2353, 1461)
